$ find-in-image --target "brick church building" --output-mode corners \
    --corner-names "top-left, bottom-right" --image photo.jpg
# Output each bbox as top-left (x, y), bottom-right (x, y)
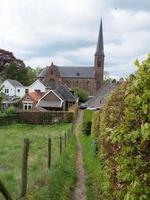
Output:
top-left (38, 20), bottom-right (105, 95)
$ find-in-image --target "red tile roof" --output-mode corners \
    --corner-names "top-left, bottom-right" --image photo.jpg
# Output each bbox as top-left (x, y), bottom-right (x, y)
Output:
top-left (28, 92), bottom-right (45, 102)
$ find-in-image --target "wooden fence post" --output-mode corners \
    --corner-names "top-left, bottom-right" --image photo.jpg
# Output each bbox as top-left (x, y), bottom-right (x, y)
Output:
top-left (68, 130), bottom-right (70, 142)
top-left (65, 133), bottom-right (67, 147)
top-left (20, 138), bottom-right (29, 197)
top-left (60, 136), bottom-right (62, 155)
top-left (0, 180), bottom-right (13, 200)
top-left (48, 138), bottom-right (51, 168)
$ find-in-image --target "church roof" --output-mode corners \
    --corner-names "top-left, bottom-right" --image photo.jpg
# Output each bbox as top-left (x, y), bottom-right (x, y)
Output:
top-left (38, 66), bottom-right (95, 78)
top-left (58, 66), bottom-right (95, 78)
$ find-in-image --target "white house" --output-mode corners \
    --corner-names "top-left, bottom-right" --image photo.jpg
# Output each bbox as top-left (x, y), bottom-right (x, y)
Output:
top-left (1, 79), bottom-right (27, 98)
top-left (28, 79), bottom-right (50, 93)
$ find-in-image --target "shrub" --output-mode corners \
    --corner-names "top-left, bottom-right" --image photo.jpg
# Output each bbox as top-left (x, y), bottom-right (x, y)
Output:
top-left (5, 106), bottom-right (15, 114)
top-left (96, 54), bottom-right (150, 200)
top-left (82, 110), bottom-right (93, 135)
top-left (82, 121), bottom-right (92, 135)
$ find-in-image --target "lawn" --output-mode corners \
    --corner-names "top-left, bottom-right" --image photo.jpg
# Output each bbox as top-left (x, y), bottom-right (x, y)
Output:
top-left (0, 123), bottom-right (72, 199)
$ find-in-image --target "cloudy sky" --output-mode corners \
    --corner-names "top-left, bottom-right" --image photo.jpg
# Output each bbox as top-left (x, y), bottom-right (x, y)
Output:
top-left (0, 0), bottom-right (150, 79)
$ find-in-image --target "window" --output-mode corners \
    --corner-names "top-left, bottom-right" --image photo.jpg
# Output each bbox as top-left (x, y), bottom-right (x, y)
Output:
top-left (35, 89), bottom-right (41, 93)
top-left (23, 103), bottom-right (32, 110)
top-left (76, 72), bottom-right (80, 76)
top-left (97, 58), bottom-right (101, 67)
top-left (18, 89), bottom-right (20, 93)
top-left (25, 89), bottom-right (29, 93)
top-left (26, 96), bottom-right (30, 100)
top-left (5, 89), bottom-right (9, 94)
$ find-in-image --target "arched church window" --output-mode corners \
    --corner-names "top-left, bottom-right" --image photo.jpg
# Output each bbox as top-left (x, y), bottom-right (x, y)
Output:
top-left (51, 69), bottom-right (53, 75)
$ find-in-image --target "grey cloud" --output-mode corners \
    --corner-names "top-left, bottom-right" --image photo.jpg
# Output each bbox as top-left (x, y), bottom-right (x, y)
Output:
top-left (106, 0), bottom-right (150, 12)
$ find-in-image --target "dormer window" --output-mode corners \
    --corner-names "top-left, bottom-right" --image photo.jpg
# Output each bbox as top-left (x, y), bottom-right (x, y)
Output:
top-left (76, 72), bottom-right (80, 76)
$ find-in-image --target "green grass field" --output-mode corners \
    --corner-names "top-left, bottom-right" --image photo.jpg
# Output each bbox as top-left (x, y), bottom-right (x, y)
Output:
top-left (0, 123), bottom-right (72, 199)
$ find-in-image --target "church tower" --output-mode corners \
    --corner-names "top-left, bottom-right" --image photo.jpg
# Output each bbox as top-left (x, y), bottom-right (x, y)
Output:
top-left (95, 19), bottom-right (104, 90)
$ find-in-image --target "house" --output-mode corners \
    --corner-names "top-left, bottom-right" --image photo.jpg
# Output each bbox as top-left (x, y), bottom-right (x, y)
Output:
top-left (36, 85), bottom-right (77, 111)
top-left (1, 79), bottom-right (28, 98)
top-left (20, 91), bottom-right (44, 111)
top-left (28, 79), bottom-right (52, 93)
top-left (20, 85), bottom-right (78, 111)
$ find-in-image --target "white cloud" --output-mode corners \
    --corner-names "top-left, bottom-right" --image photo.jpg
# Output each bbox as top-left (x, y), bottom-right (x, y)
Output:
top-left (0, 0), bottom-right (150, 79)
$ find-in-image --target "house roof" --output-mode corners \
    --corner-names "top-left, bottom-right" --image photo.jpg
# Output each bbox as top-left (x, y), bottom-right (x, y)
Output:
top-left (55, 85), bottom-right (77, 102)
top-left (7, 79), bottom-right (23, 87)
top-left (38, 66), bottom-right (95, 78)
top-left (27, 91), bottom-right (45, 102)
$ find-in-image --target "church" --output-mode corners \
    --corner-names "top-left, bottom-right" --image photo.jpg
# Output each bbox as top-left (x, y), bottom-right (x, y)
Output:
top-left (38, 20), bottom-right (105, 95)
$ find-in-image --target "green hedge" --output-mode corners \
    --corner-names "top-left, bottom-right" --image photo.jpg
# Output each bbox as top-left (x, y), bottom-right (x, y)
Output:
top-left (18, 111), bottom-right (74, 124)
top-left (92, 55), bottom-right (150, 200)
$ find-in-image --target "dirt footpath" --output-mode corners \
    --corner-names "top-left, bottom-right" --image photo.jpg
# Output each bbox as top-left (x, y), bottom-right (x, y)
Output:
top-left (73, 111), bottom-right (87, 200)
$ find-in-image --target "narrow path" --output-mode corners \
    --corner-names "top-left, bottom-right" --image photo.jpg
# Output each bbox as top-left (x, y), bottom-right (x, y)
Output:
top-left (73, 111), bottom-right (87, 200)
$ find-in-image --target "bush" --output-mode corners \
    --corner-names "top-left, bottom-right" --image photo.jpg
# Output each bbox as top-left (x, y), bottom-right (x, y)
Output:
top-left (82, 110), bottom-right (93, 135)
top-left (95, 54), bottom-right (150, 200)
top-left (82, 121), bottom-right (92, 135)
top-left (5, 106), bottom-right (15, 114)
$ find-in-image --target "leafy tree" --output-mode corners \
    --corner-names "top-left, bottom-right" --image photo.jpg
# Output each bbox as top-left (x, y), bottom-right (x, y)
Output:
top-left (3, 63), bottom-right (38, 86)
top-left (72, 87), bottom-right (88, 102)
top-left (26, 66), bottom-right (37, 85)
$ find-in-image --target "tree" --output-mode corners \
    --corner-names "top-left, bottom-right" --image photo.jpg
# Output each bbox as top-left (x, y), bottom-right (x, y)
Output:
top-left (3, 63), bottom-right (38, 86)
top-left (72, 87), bottom-right (88, 102)
top-left (0, 49), bottom-right (23, 74)
top-left (3, 63), bottom-right (29, 85)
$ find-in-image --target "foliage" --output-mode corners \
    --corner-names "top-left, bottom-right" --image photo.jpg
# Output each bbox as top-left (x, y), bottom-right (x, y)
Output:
top-left (92, 54), bottom-right (150, 199)
top-left (47, 137), bottom-right (76, 200)
top-left (3, 63), bottom-right (37, 86)
top-left (5, 106), bottom-right (15, 114)
top-left (81, 134), bottom-right (101, 200)
top-left (83, 121), bottom-right (92, 135)
top-left (72, 87), bottom-right (88, 102)
top-left (91, 111), bottom-right (100, 138)
top-left (82, 110), bottom-right (93, 135)
top-left (0, 49), bottom-right (23, 74)
top-left (83, 110), bottom-right (93, 122)
top-left (0, 123), bottom-right (71, 199)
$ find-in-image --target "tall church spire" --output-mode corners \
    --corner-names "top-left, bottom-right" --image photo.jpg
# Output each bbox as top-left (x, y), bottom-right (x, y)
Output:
top-left (95, 18), bottom-right (104, 56)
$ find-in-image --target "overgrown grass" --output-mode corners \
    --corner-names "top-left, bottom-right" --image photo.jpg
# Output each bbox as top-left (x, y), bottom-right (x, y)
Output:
top-left (80, 134), bottom-right (101, 200)
top-left (0, 123), bottom-right (71, 199)
top-left (29, 136), bottom-right (77, 200)
top-left (83, 110), bottom-right (93, 122)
